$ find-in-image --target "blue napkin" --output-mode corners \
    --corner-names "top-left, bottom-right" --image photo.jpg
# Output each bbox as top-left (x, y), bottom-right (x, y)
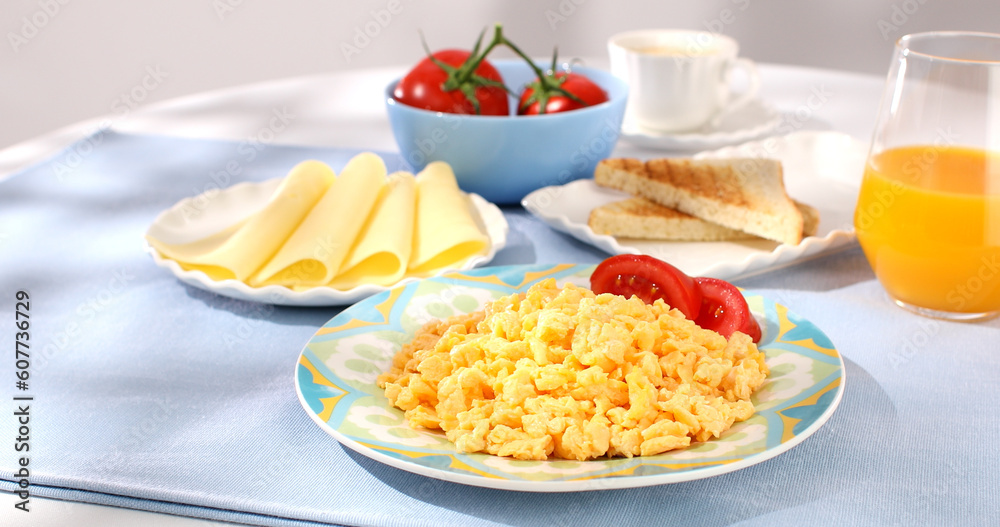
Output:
top-left (1, 131), bottom-right (998, 526)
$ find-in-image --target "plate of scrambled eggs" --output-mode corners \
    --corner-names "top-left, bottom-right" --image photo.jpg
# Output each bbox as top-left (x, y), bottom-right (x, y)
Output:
top-left (295, 263), bottom-right (844, 491)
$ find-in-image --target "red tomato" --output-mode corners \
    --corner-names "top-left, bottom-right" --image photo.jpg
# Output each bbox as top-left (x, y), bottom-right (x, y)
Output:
top-left (393, 49), bottom-right (509, 116)
top-left (518, 72), bottom-right (609, 115)
top-left (590, 254), bottom-right (702, 320)
top-left (692, 277), bottom-right (762, 343)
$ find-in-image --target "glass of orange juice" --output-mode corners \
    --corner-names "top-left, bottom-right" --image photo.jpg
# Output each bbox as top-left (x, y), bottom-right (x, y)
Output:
top-left (855, 31), bottom-right (1000, 321)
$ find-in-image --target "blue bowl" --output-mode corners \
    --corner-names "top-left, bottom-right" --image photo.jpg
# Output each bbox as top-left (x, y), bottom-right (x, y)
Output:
top-left (385, 60), bottom-right (629, 204)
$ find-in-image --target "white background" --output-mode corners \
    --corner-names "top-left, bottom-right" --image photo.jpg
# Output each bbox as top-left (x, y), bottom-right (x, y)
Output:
top-left (2, 0), bottom-right (998, 151)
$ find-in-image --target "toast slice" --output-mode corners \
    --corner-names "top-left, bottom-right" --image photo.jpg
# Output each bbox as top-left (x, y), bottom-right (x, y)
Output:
top-left (588, 197), bottom-right (820, 242)
top-left (594, 158), bottom-right (804, 245)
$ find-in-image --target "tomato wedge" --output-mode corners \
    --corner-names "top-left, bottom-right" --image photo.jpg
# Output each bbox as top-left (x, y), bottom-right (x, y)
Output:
top-left (590, 254), bottom-right (702, 319)
top-left (692, 277), bottom-right (762, 342)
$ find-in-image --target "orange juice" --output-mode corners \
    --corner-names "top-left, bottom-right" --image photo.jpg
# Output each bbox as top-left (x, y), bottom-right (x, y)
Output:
top-left (854, 145), bottom-right (1000, 314)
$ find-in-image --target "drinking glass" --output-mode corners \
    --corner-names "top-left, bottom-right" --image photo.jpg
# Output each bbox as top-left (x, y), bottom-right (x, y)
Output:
top-left (855, 31), bottom-right (1000, 321)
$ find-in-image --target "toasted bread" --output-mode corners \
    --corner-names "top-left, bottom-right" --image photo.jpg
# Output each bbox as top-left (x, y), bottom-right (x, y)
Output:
top-left (594, 158), bottom-right (804, 245)
top-left (588, 197), bottom-right (820, 242)
top-left (589, 197), bottom-right (755, 241)
top-left (796, 200), bottom-right (820, 238)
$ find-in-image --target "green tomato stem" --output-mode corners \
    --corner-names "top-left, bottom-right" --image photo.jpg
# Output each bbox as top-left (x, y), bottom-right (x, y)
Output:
top-left (421, 23), bottom-right (589, 115)
top-left (493, 26), bottom-right (587, 114)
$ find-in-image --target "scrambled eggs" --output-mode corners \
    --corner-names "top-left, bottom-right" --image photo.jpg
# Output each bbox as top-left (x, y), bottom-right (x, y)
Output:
top-left (377, 279), bottom-right (768, 461)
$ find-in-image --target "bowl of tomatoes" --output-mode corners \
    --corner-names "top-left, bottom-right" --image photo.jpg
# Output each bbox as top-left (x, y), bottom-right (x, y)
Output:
top-left (386, 44), bottom-right (629, 204)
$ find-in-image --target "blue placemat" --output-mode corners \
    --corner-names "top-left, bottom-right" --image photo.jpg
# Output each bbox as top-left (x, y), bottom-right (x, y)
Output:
top-left (1, 131), bottom-right (998, 526)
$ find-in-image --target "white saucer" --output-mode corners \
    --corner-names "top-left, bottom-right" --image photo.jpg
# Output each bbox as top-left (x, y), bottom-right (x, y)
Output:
top-left (620, 98), bottom-right (782, 151)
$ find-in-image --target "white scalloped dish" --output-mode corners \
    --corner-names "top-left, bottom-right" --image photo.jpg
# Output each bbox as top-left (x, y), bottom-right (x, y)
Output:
top-left (145, 178), bottom-right (508, 306)
top-left (521, 131), bottom-right (867, 279)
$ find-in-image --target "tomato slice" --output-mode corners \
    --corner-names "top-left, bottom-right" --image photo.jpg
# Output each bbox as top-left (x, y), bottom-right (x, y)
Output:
top-left (692, 277), bottom-right (762, 343)
top-left (590, 254), bottom-right (702, 319)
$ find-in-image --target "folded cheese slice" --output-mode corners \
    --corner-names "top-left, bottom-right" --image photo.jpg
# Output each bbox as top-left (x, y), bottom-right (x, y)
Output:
top-left (408, 161), bottom-right (489, 275)
top-left (328, 171), bottom-right (417, 290)
top-left (146, 160), bottom-right (334, 281)
top-left (250, 153), bottom-right (385, 287)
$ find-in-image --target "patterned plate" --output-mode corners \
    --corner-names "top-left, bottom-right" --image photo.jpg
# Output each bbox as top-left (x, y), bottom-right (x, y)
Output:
top-left (295, 264), bottom-right (844, 492)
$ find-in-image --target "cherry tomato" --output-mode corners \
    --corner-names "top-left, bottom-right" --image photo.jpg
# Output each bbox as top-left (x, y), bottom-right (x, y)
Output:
top-left (393, 49), bottom-right (509, 116)
top-left (590, 254), bottom-right (702, 319)
top-left (518, 72), bottom-right (609, 115)
top-left (692, 277), bottom-right (762, 343)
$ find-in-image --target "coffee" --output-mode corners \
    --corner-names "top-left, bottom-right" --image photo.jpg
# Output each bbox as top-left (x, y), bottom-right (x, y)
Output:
top-left (608, 29), bottom-right (759, 133)
top-left (630, 44), bottom-right (716, 57)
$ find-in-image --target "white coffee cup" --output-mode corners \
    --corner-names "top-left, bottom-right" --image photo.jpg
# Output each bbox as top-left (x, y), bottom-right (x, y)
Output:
top-left (608, 29), bottom-right (760, 133)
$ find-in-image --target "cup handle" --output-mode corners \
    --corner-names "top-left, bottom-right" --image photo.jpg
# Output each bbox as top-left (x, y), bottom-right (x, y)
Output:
top-left (708, 58), bottom-right (761, 128)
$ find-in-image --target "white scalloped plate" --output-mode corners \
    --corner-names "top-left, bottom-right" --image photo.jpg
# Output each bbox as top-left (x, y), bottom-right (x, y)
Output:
top-left (145, 178), bottom-right (508, 306)
top-left (620, 98), bottom-right (782, 151)
top-left (521, 131), bottom-right (867, 279)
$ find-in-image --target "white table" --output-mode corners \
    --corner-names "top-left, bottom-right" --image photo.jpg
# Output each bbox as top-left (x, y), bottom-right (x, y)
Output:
top-left (0, 62), bottom-right (885, 527)
top-left (0, 63), bottom-right (883, 181)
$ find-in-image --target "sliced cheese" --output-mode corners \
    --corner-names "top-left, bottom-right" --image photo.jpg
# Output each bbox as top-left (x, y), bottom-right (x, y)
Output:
top-left (408, 161), bottom-right (489, 275)
top-left (250, 153), bottom-right (385, 287)
top-left (146, 160), bottom-right (334, 281)
top-left (328, 171), bottom-right (417, 289)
